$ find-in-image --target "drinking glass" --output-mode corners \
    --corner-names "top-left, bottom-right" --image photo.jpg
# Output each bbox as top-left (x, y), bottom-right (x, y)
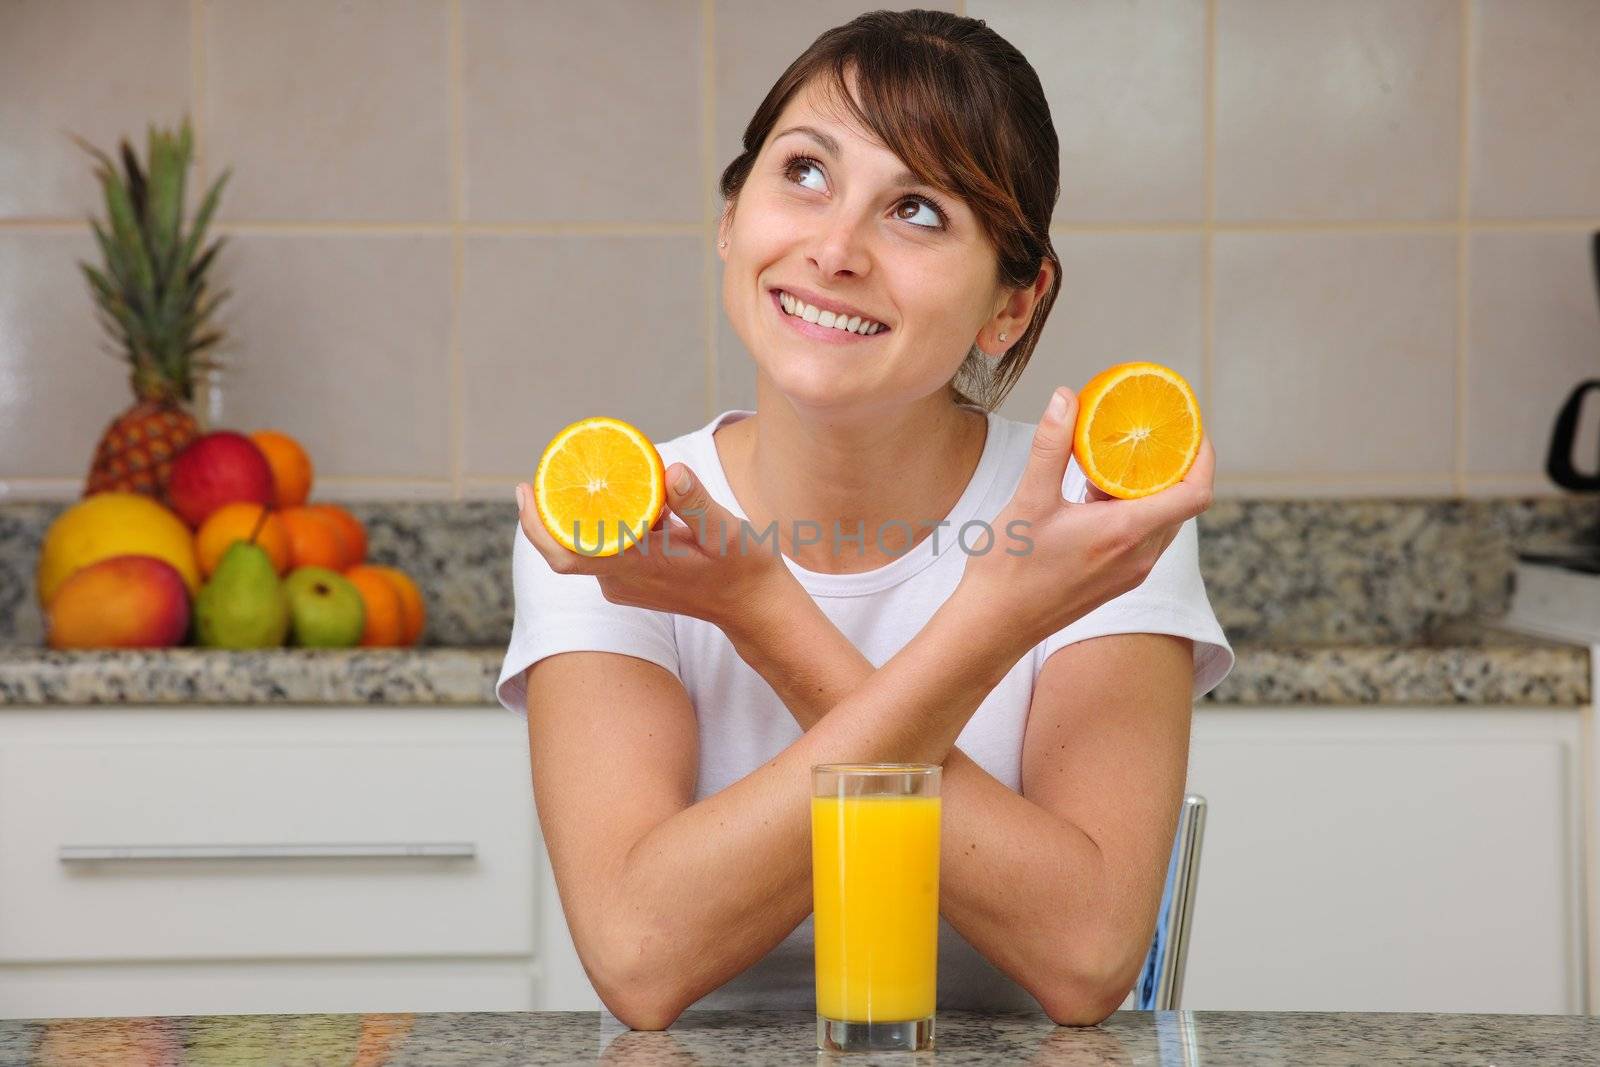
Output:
top-left (811, 763), bottom-right (942, 1052)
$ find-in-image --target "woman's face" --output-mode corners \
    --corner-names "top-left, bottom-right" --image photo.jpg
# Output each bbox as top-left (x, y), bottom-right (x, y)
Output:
top-left (718, 73), bottom-right (1009, 419)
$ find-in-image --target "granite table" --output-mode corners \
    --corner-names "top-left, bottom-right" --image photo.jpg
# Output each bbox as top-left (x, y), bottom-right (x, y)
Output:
top-left (0, 615), bottom-right (1590, 708)
top-left (0, 1009), bottom-right (1596, 1066)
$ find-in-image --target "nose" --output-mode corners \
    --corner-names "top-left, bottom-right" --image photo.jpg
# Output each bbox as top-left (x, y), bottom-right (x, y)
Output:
top-left (807, 209), bottom-right (873, 281)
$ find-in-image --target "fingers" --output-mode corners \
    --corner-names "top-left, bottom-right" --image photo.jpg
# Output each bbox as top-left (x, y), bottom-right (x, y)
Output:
top-left (1127, 433), bottom-right (1216, 529)
top-left (664, 463), bottom-right (734, 552)
top-left (1016, 387), bottom-right (1079, 508)
top-left (515, 481), bottom-right (600, 573)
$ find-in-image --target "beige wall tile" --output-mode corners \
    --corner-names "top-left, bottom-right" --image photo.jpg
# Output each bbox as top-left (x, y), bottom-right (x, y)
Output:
top-left (976, 0), bottom-right (1206, 223)
top-left (1465, 231), bottom-right (1600, 486)
top-left (463, 0), bottom-right (703, 223)
top-left (1470, 0), bottom-right (1600, 219)
top-left (996, 233), bottom-right (1206, 425)
top-left (205, 0), bottom-right (451, 222)
top-left (1215, 0), bottom-right (1461, 222)
top-left (713, 1), bottom-right (957, 180)
top-left (460, 235), bottom-right (707, 477)
top-left (0, 0), bottom-right (192, 219)
top-left (207, 234), bottom-right (454, 480)
top-left (0, 232), bottom-right (138, 480)
top-left (1212, 233), bottom-right (1457, 480)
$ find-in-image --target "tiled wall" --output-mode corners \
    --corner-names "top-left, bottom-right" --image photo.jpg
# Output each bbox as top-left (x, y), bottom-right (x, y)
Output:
top-left (2, 0), bottom-right (1598, 502)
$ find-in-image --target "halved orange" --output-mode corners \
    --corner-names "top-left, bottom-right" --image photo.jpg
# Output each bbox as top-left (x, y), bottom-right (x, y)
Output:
top-left (1072, 361), bottom-right (1203, 500)
top-left (533, 417), bottom-right (666, 557)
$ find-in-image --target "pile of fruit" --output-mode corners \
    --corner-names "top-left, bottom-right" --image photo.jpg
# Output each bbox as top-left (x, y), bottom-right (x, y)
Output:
top-left (38, 429), bottom-right (425, 651)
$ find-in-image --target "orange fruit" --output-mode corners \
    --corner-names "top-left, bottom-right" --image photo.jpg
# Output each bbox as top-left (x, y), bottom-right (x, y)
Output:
top-left (343, 564), bottom-right (405, 647)
top-left (533, 416), bottom-right (665, 557)
top-left (308, 503), bottom-right (366, 568)
top-left (196, 502), bottom-right (292, 577)
top-left (278, 506), bottom-right (345, 569)
top-left (1072, 361), bottom-right (1203, 500)
top-left (249, 430), bottom-right (314, 508)
top-left (365, 564), bottom-right (425, 645)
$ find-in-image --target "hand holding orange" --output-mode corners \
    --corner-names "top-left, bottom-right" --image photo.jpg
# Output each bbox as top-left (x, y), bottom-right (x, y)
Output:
top-left (1071, 361), bottom-right (1204, 500)
top-left (531, 416), bottom-right (666, 558)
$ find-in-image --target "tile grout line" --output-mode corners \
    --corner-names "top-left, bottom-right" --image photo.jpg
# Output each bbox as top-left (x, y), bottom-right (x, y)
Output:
top-left (190, 0), bottom-right (212, 425)
top-left (449, 0), bottom-right (466, 502)
top-left (1202, 0), bottom-right (1217, 427)
top-left (10, 217), bottom-right (1600, 235)
top-left (1454, 0), bottom-right (1472, 497)
top-left (448, 0), bottom-right (467, 502)
top-left (190, 0), bottom-right (206, 188)
top-left (703, 0), bottom-right (717, 423)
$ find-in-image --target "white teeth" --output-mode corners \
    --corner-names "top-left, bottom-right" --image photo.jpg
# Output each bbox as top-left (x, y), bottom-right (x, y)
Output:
top-left (777, 291), bottom-right (884, 335)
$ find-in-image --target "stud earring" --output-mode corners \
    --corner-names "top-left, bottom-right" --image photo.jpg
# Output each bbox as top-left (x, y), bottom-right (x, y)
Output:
top-left (999, 331), bottom-right (1008, 342)
top-left (718, 240), bottom-right (727, 249)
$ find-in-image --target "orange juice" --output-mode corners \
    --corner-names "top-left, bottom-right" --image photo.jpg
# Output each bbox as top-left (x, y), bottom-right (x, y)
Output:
top-left (811, 794), bottom-right (941, 1022)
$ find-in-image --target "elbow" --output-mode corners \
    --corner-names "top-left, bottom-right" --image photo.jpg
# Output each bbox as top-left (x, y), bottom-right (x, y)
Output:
top-left (600, 993), bottom-right (685, 1033)
top-left (588, 927), bottom-right (690, 1031)
top-left (1037, 980), bottom-right (1126, 1028)
top-left (1036, 941), bottom-right (1141, 1027)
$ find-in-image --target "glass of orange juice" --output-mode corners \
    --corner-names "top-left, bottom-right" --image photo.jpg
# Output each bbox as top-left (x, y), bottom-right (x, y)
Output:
top-left (812, 763), bottom-right (942, 1053)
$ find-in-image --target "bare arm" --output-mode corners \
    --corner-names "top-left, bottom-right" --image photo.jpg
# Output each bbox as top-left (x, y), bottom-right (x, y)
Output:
top-left (723, 574), bottom-right (1194, 1024)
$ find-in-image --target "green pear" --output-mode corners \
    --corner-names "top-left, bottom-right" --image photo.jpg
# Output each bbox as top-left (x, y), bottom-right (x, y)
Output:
top-left (284, 566), bottom-right (365, 647)
top-left (194, 541), bottom-right (290, 649)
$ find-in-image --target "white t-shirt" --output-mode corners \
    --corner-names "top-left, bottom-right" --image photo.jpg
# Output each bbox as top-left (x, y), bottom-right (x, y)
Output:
top-left (496, 405), bottom-right (1234, 1013)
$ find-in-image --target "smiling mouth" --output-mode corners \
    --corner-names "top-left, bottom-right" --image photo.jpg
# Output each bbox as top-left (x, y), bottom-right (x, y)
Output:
top-left (770, 289), bottom-right (890, 340)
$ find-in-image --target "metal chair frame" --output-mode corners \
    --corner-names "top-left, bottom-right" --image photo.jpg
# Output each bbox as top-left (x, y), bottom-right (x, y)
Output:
top-left (1134, 793), bottom-right (1207, 1011)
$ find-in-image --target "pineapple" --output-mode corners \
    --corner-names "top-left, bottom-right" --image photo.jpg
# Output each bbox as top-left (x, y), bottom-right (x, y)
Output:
top-left (73, 117), bottom-right (232, 498)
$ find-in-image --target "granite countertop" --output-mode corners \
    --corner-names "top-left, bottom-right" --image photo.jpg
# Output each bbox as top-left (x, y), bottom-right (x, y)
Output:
top-left (0, 617), bottom-right (1589, 708)
top-left (0, 1009), bottom-right (1597, 1065)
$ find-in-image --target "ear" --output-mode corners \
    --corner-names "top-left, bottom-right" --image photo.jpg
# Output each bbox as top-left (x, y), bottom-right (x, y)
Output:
top-left (989, 259), bottom-right (1055, 347)
top-left (717, 202), bottom-right (734, 259)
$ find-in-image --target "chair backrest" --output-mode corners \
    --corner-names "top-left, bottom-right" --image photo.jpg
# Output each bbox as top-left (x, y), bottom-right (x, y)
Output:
top-left (1134, 794), bottom-right (1208, 1011)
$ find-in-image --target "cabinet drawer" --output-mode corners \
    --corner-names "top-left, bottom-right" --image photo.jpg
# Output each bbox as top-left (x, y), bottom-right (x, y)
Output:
top-left (0, 730), bottom-right (536, 963)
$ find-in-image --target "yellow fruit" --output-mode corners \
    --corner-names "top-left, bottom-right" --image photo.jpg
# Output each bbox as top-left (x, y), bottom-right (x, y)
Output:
top-left (533, 417), bottom-right (666, 557)
top-left (1072, 362), bottom-right (1203, 500)
top-left (37, 491), bottom-right (200, 607)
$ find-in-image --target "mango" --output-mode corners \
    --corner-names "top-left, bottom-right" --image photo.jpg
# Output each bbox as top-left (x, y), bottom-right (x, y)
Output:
top-left (46, 555), bottom-right (191, 649)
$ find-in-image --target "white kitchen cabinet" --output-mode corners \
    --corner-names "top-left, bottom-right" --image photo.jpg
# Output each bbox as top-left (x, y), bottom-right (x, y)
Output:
top-left (0, 706), bottom-right (561, 1020)
top-left (0, 703), bottom-right (1587, 1020)
top-left (1182, 706), bottom-right (1590, 1014)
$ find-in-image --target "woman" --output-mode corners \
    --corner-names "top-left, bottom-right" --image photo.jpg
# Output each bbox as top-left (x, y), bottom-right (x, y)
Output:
top-left (497, 9), bottom-right (1232, 1030)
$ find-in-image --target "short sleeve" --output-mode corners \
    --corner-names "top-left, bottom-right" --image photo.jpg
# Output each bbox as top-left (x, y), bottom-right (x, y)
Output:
top-left (1043, 458), bottom-right (1235, 701)
top-left (494, 518), bottom-right (681, 718)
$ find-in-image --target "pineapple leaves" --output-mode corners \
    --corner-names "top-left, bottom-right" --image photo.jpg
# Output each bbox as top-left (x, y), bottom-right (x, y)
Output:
top-left (72, 116), bottom-right (229, 398)
top-left (119, 138), bottom-right (148, 223)
top-left (180, 167), bottom-right (231, 289)
top-left (79, 262), bottom-right (151, 360)
top-left (145, 123), bottom-right (185, 287)
top-left (98, 158), bottom-right (157, 311)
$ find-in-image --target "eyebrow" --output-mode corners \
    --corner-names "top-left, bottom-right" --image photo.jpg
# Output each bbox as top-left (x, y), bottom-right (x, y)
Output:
top-left (772, 124), bottom-right (935, 192)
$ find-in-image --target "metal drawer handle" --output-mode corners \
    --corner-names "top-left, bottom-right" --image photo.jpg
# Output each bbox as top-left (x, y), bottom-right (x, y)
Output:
top-left (60, 842), bottom-right (477, 862)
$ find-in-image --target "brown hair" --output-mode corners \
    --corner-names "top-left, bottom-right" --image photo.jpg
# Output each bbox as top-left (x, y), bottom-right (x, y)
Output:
top-left (718, 8), bottom-right (1061, 411)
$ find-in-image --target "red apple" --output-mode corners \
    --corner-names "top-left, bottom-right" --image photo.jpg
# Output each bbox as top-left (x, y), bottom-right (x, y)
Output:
top-left (165, 431), bottom-right (275, 528)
